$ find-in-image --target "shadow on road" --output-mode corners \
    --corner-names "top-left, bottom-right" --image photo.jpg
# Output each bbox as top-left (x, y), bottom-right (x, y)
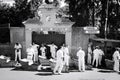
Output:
top-left (35, 72), bottom-right (53, 76)
top-left (11, 67), bottom-right (37, 72)
top-left (118, 72), bottom-right (120, 74)
top-left (98, 69), bottom-right (115, 73)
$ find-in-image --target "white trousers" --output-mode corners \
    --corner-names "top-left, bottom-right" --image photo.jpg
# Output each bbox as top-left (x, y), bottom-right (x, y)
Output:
top-left (34, 51), bottom-right (38, 62)
top-left (87, 53), bottom-right (91, 64)
top-left (51, 52), bottom-right (56, 59)
top-left (41, 52), bottom-right (46, 57)
top-left (15, 50), bottom-right (21, 62)
top-left (64, 56), bottom-right (69, 66)
top-left (78, 59), bottom-right (85, 71)
top-left (53, 61), bottom-right (63, 74)
top-left (114, 60), bottom-right (119, 72)
top-left (92, 56), bottom-right (99, 67)
top-left (27, 54), bottom-right (33, 61)
top-left (98, 55), bottom-right (102, 66)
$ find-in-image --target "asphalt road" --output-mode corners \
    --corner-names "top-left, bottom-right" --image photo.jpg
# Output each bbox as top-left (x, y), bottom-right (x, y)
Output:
top-left (0, 68), bottom-right (120, 80)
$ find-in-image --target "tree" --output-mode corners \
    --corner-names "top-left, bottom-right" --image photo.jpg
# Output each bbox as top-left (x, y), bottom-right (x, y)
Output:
top-left (12, 0), bottom-right (42, 26)
top-left (0, 3), bottom-right (11, 24)
top-left (0, 3), bottom-right (11, 43)
top-left (107, 0), bottom-right (120, 40)
top-left (68, 0), bottom-right (120, 40)
top-left (10, 0), bottom-right (32, 26)
top-left (67, 0), bottom-right (92, 27)
top-left (0, 0), bottom-right (42, 27)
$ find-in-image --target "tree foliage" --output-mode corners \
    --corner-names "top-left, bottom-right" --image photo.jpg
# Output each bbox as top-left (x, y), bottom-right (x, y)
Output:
top-left (0, 0), bottom-right (42, 27)
top-left (0, 3), bottom-right (11, 24)
top-left (67, 0), bottom-right (92, 26)
top-left (68, 0), bottom-right (120, 40)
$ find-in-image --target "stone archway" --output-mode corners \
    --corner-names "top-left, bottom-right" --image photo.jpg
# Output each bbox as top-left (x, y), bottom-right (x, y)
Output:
top-left (24, 3), bottom-right (74, 58)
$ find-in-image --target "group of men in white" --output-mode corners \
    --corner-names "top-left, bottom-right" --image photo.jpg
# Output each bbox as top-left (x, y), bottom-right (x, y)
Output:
top-left (87, 45), bottom-right (105, 68)
top-left (76, 45), bottom-right (104, 72)
top-left (14, 42), bottom-right (70, 74)
top-left (87, 44), bottom-right (120, 73)
top-left (14, 42), bottom-right (39, 66)
top-left (53, 44), bottom-right (70, 74)
top-left (14, 42), bottom-right (120, 74)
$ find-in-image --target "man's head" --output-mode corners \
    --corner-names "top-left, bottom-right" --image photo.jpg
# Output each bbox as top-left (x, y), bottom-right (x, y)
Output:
top-left (51, 42), bottom-right (55, 45)
top-left (116, 47), bottom-right (120, 51)
top-left (79, 46), bottom-right (82, 50)
top-left (41, 44), bottom-right (44, 47)
top-left (57, 46), bottom-right (62, 50)
top-left (16, 43), bottom-right (19, 45)
top-left (29, 44), bottom-right (32, 47)
top-left (95, 46), bottom-right (99, 49)
top-left (62, 43), bottom-right (67, 47)
top-left (32, 42), bottom-right (35, 45)
top-left (62, 43), bottom-right (65, 47)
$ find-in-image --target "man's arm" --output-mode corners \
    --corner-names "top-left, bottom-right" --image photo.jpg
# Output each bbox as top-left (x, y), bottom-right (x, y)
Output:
top-left (19, 44), bottom-right (22, 49)
top-left (47, 44), bottom-right (51, 47)
top-left (14, 45), bottom-right (16, 49)
top-left (76, 51), bottom-right (79, 57)
top-left (55, 45), bottom-right (58, 49)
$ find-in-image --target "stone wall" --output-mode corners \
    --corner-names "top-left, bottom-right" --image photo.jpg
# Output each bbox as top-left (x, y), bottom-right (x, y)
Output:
top-left (10, 27), bottom-right (26, 58)
top-left (69, 27), bottom-right (95, 67)
top-left (71, 27), bottom-right (90, 57)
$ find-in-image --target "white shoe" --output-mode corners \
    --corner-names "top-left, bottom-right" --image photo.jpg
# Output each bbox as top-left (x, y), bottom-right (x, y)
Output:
top-left (58, 73), bottom-right (62, 75)
top-left (52, 72), bottom-right (57, 75)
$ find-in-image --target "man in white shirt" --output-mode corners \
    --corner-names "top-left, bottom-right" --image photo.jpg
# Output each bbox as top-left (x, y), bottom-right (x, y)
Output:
top-left (26, 45), bottom-right (35, 65)
top-left (98, 48), bottom-right (104, 66)
top-left (77, 47), bottom-right (85, 72)
top-left (32, 42), bottom-right (39, 62)
top-left (62, 44), bottom-right (70, 72)
top-left (48, 43), bottom-right (58, 59)
top-left (113, 47), bottom-right (120, 72)
top-left (92, 46), bottom-right (100, 67)
top-left (14, 43), bottom-right (22, 63)
top-left (40, 44), bottom-right (46, 57)
top-left (53, 46), bottom-right (64, 75)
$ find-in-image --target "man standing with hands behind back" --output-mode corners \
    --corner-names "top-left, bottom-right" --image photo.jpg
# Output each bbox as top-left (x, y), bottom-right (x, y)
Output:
top-left (77, 46), bottom-right (85, 72)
